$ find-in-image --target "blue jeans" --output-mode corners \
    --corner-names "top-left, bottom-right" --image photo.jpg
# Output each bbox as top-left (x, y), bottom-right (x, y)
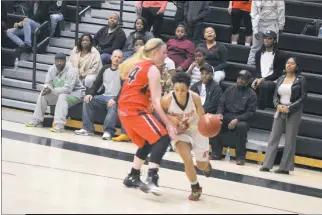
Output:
top-left (50, 13), bottom-right (64, 36)
top-left (101, 53), bottom-right (111, 65)
top-left (7, 19), bottom-right (40, 47)
top-left (82, 95), bottom-right (117, 134)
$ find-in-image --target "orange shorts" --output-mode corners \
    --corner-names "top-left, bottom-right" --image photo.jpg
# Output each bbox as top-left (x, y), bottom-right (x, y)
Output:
top-left (119, 113), bottom-right (168, 148)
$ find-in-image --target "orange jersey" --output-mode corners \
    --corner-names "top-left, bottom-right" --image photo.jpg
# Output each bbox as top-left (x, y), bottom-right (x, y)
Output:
top-left (118, 60), bottom-right (154, 116)
top-left (232, 1), bottom-right (252, 12)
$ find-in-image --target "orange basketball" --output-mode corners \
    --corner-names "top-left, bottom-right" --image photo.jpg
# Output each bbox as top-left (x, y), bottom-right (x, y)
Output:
top-left (198, 114), bottom-right (222, 137)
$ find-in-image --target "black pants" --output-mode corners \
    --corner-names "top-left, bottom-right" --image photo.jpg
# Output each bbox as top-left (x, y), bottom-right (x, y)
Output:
top-left (257, 80), bottom-right (276, 110)
top-left (231, 8), bottom-right (252, 36)
top-left (141, 7), bottom-right (164, 38)
top-left (184, 21), bottom-right (203, 43)
top-left (174, 7), bottom-right (184, 25)
top-left (210, 114), bottom-right (249, 160)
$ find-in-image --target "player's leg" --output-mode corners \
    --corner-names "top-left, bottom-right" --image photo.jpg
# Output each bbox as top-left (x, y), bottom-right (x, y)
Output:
top-left (175, 140), bottom-right (203, 201)
top-left (194, 135), bottom-right (212, 178)
top-left (134, 113), bottom-right (170, 196)
top-left (120, 115), bottom-right (150, 188)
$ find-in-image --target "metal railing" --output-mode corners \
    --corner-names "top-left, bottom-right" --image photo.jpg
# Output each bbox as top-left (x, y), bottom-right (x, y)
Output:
top-left (120, 0), bottom-right (124, 26)
top-left (75, 2), bottom-right (91, 45)
top-left (32, 21), bottom-right (50, 90)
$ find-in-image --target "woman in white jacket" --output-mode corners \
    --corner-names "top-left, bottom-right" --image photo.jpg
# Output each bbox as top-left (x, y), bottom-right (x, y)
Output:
top-left (69, 33), bottom-right (103, 88)
top-left (247, 0), bottom-right (285, 65)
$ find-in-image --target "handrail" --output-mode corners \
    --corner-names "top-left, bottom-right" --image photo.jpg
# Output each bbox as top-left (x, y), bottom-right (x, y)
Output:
top-left (119, 0), bottom-right (124, 27)
top-left (32, 20), bottom-right (50, 90)
top-left (75, 3), bottom-right (91, 45)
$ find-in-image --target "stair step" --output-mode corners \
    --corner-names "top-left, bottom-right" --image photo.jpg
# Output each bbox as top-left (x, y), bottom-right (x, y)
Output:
top-left (18, 60), bottom-right (50, 71)
top-left (2, 68), bottom-right (47, 83)
top-left (69, 22), bottom-right (104, 34)
top-left (1, 77), bottom-right (42, 90)
top-left (2, 98), bottom-right (50, 113)
top-left (49, 38), bottom-right (75, 49)
top-left (2, 86), bottom-right (40, 103)
top-left (60, 31), bottom-right (83, 39)
top-left (46, 46), bottom-right (72, 55)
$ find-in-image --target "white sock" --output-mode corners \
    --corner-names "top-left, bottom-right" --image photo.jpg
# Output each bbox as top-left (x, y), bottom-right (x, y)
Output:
top-left (191, 180), bottom-right (199, 185)
top-left (245, 43), bottom-right (251, 47)
top-left (231, 41), bottom-right (237, 44)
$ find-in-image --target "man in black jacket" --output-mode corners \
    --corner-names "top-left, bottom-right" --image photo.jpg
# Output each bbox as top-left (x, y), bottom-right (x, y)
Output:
top-left (190, 63), bottom-right (222, 114)
top-left (252, 30), bottom-right (285, 110)
top-left (213, 70), bottom-right (257, 165)
top-left (184, 1), bottom-right (210, 42)
top-left (6, 1), bottom-right (50, 52)
top-left (93, 12), bottom-right (126, 65)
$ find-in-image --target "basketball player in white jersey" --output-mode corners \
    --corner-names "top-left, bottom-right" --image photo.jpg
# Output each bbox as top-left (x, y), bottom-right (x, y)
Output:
top-left (161, 72), bottom-right (212, 201)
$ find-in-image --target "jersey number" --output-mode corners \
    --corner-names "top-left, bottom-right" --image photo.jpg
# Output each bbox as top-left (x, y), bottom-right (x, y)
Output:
top-left (128, 67), bottom-right (140, 85)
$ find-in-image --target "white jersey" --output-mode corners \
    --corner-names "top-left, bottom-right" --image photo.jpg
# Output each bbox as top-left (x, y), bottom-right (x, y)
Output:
top-left (168, 91), bottom-right (209, 162)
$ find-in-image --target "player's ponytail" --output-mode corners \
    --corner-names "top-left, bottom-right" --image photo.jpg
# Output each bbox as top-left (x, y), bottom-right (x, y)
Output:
top-left (119, 38), bottom-right (165, 80)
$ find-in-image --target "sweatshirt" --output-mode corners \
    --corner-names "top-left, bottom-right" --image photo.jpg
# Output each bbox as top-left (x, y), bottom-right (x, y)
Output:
top-left (93, 25), bottom-right (126, 54)
top-left (167, 38), bottom-right (195, 70)
top-left (216, 85), bottom-right (257, 122)
top-left (184, 1), bottom-right (210, 23)
top-left (136, 1), bottom-right (168, 11)
top-left (49, 0), bottom-right (67, 15)
top-left (45, 62), bottom-right (85, 96)
top-left (198, 42), bottom-right (228, 71)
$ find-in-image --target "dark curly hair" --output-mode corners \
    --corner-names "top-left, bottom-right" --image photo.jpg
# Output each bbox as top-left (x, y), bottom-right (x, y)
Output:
top-left (133, 36), bottom-right (146, 46)
top-left (76, 33), bottom-right (93, 52)
top-left (172, 72), bottom-right (191, 87)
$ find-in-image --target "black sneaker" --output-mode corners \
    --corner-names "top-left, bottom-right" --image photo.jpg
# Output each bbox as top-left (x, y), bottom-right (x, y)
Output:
top-left (259, 167), bottom-right (270, 172)
top-left (140, 174), bottom-right (163, 196)
top-left (274, 169), bottom-right (289, 175)
top-left (123, 173), bottom-right (144, 188)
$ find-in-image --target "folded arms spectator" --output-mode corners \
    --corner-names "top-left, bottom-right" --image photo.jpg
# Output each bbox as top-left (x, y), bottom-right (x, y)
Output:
top-left (69, 33), bottom-right (103, 89)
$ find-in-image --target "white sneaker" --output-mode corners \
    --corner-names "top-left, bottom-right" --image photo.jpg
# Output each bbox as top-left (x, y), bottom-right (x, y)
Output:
top-left (102, 132), bottom-right (111, 140)
top-left (75, 129), bottom-right (94, 136)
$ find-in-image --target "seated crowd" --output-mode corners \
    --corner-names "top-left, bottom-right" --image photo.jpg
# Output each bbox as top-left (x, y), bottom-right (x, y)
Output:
top-left (22, 1), bottom-right (308, 173)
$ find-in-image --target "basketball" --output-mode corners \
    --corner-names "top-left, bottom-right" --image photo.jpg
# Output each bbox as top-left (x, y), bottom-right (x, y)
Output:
top-left (198, 114), bottom-right (221, 137)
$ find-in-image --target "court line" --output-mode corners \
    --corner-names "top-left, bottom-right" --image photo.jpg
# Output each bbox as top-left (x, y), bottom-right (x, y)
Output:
top-left (2, 160), bottom-right (300, 214)
top-left (2, 129), bottom-right (322, 200)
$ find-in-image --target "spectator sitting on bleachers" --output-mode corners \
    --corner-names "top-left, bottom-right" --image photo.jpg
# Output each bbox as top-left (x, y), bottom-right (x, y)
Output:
top-left (252, 30), bottom-right (284, 110)
top-left (228, 0), bottom-right (252, 46)
top-left (25, 53), bottom-right (85, 132)
top-left (93, 12), bottom-right (126, 65)
top-left (247, 0), bottom-right (285, 65)
top-left (167, 24), bottom-right (195, 73)
top-left (198, 27), bottom-right (228, 83)
top-left (190, 63), bottom-right (222, 159)
top-left (136, 1), bottom-right (168, 38)
top-left (186, 47), bottom-right (207, 87)
top-left (212, 70), bottom-right (257, 165)
top-left (75, 50), bottom-right (123, 140)
top-left (6, 1), bottom-right (50, 53)
top-left (260, 57), bottom-right (308, 175)
top-left (49, 0), bottom-right (67, 37)
top-left (184, 1), bottom-right (210, 43)
top-left (122, 17), bottom-right (154, 60)
top-left (69, 33), bottom-right (102, 89)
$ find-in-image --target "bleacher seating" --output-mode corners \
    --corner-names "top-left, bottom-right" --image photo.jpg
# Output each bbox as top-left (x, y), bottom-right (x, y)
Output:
top-left (1, 1), bottom-right (322, 167)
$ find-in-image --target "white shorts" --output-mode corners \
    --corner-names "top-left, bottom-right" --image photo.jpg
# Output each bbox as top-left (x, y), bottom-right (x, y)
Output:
top-left (171, 130), bottom-right (209, 162)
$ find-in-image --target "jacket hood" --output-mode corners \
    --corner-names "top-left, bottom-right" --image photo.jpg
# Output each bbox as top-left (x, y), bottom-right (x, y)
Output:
top-left (54, 61), bottom-right (73, 75)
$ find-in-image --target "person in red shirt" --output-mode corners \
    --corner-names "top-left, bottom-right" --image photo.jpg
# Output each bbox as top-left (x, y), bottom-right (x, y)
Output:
top-left (119, 38), bottom-right (177, 196)
top-left (228, 1), bottom-right (253, 46)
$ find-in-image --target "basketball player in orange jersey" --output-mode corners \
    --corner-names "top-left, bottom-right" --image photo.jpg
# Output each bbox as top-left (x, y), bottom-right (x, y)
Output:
top-left (161, 72), bottom-right (212, 201)
top-left (118, 38), bottom-right (177, 196)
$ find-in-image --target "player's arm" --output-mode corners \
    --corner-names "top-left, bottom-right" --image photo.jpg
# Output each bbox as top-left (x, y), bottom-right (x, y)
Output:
top-left (148, 66), bottom-right (173, 128)
top-left (191, 92), bottom-right (205, 117)
top-left (161, 95), bottom-right (180, 127)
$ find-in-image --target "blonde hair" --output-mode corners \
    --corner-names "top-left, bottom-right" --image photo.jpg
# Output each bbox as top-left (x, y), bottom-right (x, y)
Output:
top-left (119, 38), bottom-right (165, 80)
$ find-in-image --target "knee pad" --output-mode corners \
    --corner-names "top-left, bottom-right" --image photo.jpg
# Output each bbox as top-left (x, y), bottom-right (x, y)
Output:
top-left (135, 141), bottom-right (153, 160)
top-left (149, 135), bottom-right (171, 164)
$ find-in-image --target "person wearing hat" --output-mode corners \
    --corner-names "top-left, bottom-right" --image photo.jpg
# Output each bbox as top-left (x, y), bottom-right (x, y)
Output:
top-left (25, 53), bottom-right (85, 132)
top-left (213, 70), bottom-right (257, 165)
top-left (252, 30), bottom-right (285, 110)
top-left (247, 0), bottom-right (285, 65)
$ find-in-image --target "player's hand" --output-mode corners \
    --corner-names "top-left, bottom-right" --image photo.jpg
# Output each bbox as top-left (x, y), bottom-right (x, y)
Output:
top-left (166, 123), bottom-right (177, 140)
top-left (216, 114), bottom-right (223, 121)
top-left (107, 99), bottom-right (116, 107)
top-left (228, 119), bottom-right (238, 130)
top-left (84, 95), bottom-right (93, 104)
top-left (168, 115), bottom-right (180, 127)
